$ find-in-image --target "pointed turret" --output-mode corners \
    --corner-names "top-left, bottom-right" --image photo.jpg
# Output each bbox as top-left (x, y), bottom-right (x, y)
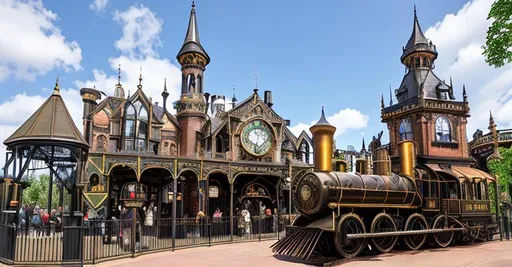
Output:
top-left (389, 85), bottom-right (393, 106)
top-left (381, 94), bottom-right (385, 109)
top-left (401, 5), bottom-right (438, 65)
top-left (176, 1), bottom-right (210, 66)
top-left (361, 137), bottom-right (366, 152)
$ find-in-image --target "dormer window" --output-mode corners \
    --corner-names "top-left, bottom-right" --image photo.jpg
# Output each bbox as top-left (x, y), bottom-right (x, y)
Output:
top-left (123, 100), bottom-right (149, 152)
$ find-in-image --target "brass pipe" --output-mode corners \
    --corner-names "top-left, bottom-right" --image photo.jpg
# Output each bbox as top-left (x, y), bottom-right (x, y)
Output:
top-left (398, 141), bottom-right (416, 178)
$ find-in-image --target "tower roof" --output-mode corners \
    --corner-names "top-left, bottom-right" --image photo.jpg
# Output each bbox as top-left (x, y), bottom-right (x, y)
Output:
top-left (314, 107), bottom-right (331, 126)
top-left (176, 2), bottom-right (210, 64)
top-left (4, 79), bottom-right (88, 148)
top-left (401, 6), bottom-right (437, 62)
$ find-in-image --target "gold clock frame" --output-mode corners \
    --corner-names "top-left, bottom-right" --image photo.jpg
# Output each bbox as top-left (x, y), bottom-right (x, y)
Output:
top-left (239, 118), bottom-right (275, 157)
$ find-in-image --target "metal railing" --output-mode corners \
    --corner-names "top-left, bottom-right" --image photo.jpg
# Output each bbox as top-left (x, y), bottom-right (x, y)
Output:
top-left (0, 215), bottom-right (291, 265)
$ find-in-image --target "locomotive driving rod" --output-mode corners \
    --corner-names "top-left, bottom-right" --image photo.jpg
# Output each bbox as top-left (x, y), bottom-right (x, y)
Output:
top-left (346, 228), bottom-right (465, 239)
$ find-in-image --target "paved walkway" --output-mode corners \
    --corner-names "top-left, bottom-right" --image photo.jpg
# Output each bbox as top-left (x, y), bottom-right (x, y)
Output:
top-left (91, 240), bottom-right (512, 267)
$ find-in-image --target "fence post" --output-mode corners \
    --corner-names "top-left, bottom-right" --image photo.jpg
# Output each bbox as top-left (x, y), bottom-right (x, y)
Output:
top-left (208, 218), bottom-right (211, 247)
top-left (259, 217), bottom-right (261, 242)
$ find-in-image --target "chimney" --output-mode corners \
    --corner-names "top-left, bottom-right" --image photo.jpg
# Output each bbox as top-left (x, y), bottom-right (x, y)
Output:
top-left (309, 108), bottom-right (336, 172)
top-left (373, 147), bottom-right (391, 175)
top-left (264, 90), bottom-right (273, 108)
top-left (398, 140), bottom-right (416, 178)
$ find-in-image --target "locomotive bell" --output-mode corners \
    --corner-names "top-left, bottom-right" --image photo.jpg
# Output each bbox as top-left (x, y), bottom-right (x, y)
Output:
top-left (310, 108), bottom-right (336, 172)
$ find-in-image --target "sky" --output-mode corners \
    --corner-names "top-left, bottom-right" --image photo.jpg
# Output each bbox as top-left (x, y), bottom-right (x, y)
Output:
top-left (0, 0), bottom-right (509, 165)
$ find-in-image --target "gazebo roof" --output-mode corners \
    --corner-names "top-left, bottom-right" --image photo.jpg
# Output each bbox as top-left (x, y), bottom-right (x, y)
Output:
top-left (4, 81), bottom-right (88, 149)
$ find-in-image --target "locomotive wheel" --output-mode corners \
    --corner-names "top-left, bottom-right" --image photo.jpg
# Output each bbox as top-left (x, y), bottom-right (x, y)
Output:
top-left (403, 213), bottom-right (428, 250)
top-left (334, 213), bottom-right (366, 258)
top-left (371, 213), bottom-right (398, 253)
top-left (432, 215), bottom-right (454, 248)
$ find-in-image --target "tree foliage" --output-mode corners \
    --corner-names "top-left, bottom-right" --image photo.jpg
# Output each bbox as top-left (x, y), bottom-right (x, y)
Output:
top-left (22, 174), bottom-right (70, 210)
top-left (483, 0), bottom-right (512, 68)
top-left (487, 147), bottom-right (512, 203)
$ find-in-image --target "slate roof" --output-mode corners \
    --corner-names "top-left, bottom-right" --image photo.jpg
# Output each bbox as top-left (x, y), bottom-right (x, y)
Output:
top-left (176, 3), bottom-right (210, 64)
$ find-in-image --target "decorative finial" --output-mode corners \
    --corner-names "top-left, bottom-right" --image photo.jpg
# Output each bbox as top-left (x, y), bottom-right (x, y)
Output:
top-left (138, 66), bottom-right (143, 87)
top-left (254, 69), bottom-right (258, 89)
top-left (362, 137), bottom-right (366, 150)
top-left (117, 64), bottom-right (121, 85)
top-left (94, 85), bottom-right (96, 89)
top-left (463, 84), bottom-right (467, 102)
top-left (450, 76), bottom-right (453, 88)
top-left (192, 0), bottom-right (195, 8)
top-left (414, 4), bottom-right (417, 20)
top-left (53, 76), bottom-right (60, 95)
top-left (164, 78), bottom-right (167, 92)
top-left (381, 94), bottom-right (385, 109)
top-left (232, 80), bottom-right (237, 103)
top-left (127, 90), bottom-right (131, 99)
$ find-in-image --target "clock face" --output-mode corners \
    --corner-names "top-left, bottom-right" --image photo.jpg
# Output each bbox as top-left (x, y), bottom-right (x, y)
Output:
top-left (241, 120), bottom-right (273, 156)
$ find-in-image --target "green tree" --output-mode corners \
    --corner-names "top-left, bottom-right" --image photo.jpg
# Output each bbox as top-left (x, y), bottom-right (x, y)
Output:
top-left (487, 147), bottom-right (512, 205)
top-left (483, 0), bottom-right (512, 68)
top-left (22, 174), bottom-right (71, 210)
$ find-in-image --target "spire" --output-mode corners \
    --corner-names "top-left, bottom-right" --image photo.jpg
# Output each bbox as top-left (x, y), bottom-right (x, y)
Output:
top-left (389, 85), bottom-right (393, 106)
top-left (314, 106), bottom-right (331, 126)
top-left (114, 64), bottom-right (125, 98)
top-left (52, 76), bottom-right (60, 95)
top-left (162, 78), bottom-right (169, 112)
top-left (117, 64), bottom-right (122, 85)
top-left (138, 67), bottom-right (143, 89)
top-left (381, 94), bottom-right (385, 109)
top-left (401, 5), bottom-right (437, 63)
top-left (176, 1), bottom-right (210, 65)
top-left (362, 137), bottom-right (366, 151)
top-left (489, 110), bottom-right (495, 130)
top-left (463, 84), bottom-right (468, 102)
top-left (232, 80), bottom-right (237, 106)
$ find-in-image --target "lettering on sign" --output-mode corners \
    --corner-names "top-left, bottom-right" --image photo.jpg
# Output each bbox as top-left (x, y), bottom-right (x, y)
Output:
top-left (462, 201), bottom-right (490, 213)
top-left (209, 186), bottom-right (219, 198)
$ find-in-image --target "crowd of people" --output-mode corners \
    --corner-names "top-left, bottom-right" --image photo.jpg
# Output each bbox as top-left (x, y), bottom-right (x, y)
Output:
top-left (17, 204), bottom-right (63, 234)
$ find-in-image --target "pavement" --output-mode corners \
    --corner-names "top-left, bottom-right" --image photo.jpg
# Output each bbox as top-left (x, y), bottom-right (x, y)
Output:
top-left (91, 239), bottom-right (512, 267)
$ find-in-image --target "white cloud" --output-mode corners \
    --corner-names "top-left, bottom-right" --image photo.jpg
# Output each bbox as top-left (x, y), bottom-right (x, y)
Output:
top-left (89, 0), bottom-right (108, 13)
top-left (0, 0), bottom-right (82, 81)
top-left (77, 4), bottom-right (181, 109)
top-left (113, 5), bottom-right (163, 58)
top-left (290, 108), bottom-right (369, 142)
top-left (423, 0), bottom-right (512, 137)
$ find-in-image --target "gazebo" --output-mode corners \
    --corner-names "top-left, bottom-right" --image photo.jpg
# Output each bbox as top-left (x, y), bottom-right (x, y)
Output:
top-left (1, 79), bottom-right (89, 225)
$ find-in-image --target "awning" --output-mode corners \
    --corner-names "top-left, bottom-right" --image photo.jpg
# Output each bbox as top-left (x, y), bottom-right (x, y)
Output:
top-left (451, 166), bottom-right (495, 183)
top-left (424, 164), bottom-right (461, 182)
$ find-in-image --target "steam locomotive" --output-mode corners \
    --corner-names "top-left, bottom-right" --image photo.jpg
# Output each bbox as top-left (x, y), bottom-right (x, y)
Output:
top-left (271, 112), bottom-right (498, 260)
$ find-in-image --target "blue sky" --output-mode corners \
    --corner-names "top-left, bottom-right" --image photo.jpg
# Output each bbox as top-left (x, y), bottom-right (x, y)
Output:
top-left (0, 0), bottom-right (509, 160)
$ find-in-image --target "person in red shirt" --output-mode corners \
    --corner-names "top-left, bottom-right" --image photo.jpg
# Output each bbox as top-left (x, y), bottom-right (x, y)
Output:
top-left (42, 210), bottom-right (50, 226)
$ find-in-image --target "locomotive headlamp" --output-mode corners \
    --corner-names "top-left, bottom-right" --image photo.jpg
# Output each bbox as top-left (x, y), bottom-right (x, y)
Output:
top-left (300, 184), bottom-right (312, 201)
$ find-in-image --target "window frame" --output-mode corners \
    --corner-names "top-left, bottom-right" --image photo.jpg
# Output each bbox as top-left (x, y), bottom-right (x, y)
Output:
top-left (435, 116), bottom-right (451, 143)
top-left (399, 118), bottom-right (414, 141)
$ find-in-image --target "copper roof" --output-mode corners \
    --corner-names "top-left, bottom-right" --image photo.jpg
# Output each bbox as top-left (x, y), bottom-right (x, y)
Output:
top-left (4, 85), bottom-right (88, 148)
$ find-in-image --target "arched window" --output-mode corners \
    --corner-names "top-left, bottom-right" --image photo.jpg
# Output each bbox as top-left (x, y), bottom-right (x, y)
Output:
top-left (196, 75), bottom-right (202, 94)
top-left (422, 56), bottom-right (429, 67)
top-left (124, 104), bottom-right (136, 150)
top-left (181, 74), bottom-right (187, 94)
top-left (414, 57), bottom-right (421, 68)
top-left (187, 74), bottom-right (195, 93)
top-left (435, 116), bottom-right (451, 142)
top-left (399, 118), bottom-right (413, 141)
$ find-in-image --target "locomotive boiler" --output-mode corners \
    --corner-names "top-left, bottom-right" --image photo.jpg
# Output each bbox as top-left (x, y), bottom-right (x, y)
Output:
top-left (271, 109), bottom-right (498, 260)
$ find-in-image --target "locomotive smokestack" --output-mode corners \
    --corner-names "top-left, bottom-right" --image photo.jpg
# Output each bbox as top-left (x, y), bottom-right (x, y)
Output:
top-left (310, 107), bottom-right (336, 172)
top-left (398, 140), bottom-right (416, 178)
top-left (356, 158), bottom-right (368, 174)
top-left (373, 147), bottom-right (391, 175)
top-left (334, 160), bottom-right (347, 172)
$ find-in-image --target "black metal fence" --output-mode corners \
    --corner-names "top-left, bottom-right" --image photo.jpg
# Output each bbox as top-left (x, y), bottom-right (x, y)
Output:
top-left (0, 215), bottom-right (289, 265)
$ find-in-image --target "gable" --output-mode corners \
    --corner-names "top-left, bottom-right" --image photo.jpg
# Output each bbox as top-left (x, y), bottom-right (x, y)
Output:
top-left (228, 93), bottom-right (284, 124)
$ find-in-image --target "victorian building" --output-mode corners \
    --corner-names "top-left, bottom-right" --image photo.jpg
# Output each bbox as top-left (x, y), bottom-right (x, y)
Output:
top-left (379, 8), bottom-right (492, 202)
top-left (78, 3), bottom-right (313, 220)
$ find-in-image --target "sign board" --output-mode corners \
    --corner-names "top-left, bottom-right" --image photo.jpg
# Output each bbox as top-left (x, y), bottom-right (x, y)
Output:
top-left (120, 182), bottom-right (147, 208)
top-left (209, 186), bottom-right (219, 198)
top-left (461, 200), bottom-right (490, 213)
